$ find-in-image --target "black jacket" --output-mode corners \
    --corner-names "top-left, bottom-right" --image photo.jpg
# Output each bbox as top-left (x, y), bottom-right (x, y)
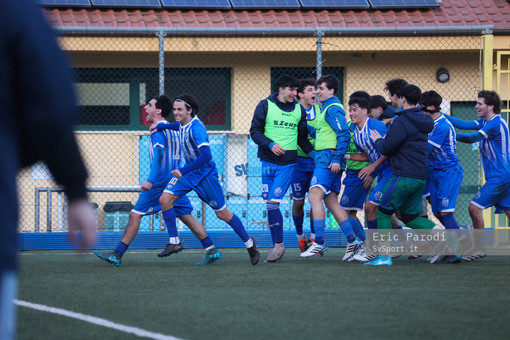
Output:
top-left (249, 93), bottom-right (313, 165)
top-left (1, 0), bottom-right (88, 271)
top-left (374, 106), bottom-right (434, 180)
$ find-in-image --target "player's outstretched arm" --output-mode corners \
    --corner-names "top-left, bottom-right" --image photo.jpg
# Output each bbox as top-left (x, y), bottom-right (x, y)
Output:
top-left (456, 132), bottom-right (485, 144)
top-left (444, 114), bottom-right (479, 130)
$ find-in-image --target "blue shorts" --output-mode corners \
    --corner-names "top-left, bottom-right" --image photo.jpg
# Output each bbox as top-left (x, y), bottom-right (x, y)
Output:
top-left (164, 167), bottom-right (226, 211)
top-left (132, 184), bottom-right (193, 217)
top-left (340, 169), bottom-right (369, 210)
top-left (310, 167), bottom-right (342, 196)
top-left (428, 163), bottom-right (463, 213)
top-left (261, 160), bottom-right (295, 202)
top-left (291, 159), bottom-right (314, 200)
top-left (368, 170), bottom-right (392, 206)
top-left (471, 177), bottom-right (510, 213)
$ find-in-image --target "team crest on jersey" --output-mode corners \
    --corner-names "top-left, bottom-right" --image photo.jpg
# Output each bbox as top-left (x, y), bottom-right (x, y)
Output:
top-left (474, 191), bottom-right (481, 199)
top-left (374, 191), bottom-right (382, 201)
top-left (209, 201), bottom-right (217, 208)
top-left (341, 196), bottom-right (349, 205)
top-left (311, 176), bottom-right (317, 185)
top-left (274, 187), bottom-right (283, 197)
top-left (441, 198), bottom-right (449, 207)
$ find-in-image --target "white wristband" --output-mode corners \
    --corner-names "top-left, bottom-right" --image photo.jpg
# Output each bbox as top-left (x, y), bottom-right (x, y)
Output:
top-left (344, 154), bottom-right (351, 160)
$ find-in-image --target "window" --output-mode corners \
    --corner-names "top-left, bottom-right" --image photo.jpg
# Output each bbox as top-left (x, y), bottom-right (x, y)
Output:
top-left (74, 68), bottom-right (231, 130)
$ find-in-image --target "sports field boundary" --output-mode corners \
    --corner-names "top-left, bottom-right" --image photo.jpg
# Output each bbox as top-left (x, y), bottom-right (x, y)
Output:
top-left (17, 229), bottom-right (347, 251)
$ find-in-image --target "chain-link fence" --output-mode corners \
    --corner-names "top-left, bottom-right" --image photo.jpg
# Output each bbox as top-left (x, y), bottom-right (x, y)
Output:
top-left (18, 26), bottom-right (496, 235)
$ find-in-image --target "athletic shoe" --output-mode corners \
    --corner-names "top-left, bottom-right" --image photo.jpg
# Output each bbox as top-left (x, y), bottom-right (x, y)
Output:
top-left (157, 242), bottom-right (183, 257)
top-left (363, 255), bottom-right (393, 266)
top-left (195, 249), bottom-right (222, 266)
top-left (298, 238), bottom-right (309, 252)
top-left (462, 253), bottom-right (486, 262)
top-left (431, 255), bottom-right (461, 264)
top-left (247, 238), bottom-right (260, 265)
top-left (342, 238), bottom-right (363, 262)
top-left (427, 254), bottom-right (442, 264)
top-left (94, 250), bottom-right (121, 267)
top-left (300, 241), bottom-right (324, 258)
top-left (407, 255), bottom-right (422, 260)
top-left (264, 242), bottom-right (285, 263)
top-left (353, 248), bottom-right (375, 262)
top-left (316, 244), bottom-right (328, 257)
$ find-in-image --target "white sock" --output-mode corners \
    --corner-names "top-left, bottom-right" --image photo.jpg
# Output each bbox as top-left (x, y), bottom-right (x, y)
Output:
top-left (169, 236), bottom-right (180, 244)
top-left (244, 238), bottom-right (254, 248)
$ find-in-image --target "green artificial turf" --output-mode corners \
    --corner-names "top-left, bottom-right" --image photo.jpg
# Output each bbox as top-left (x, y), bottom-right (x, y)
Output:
top-left (17, 248), bottom-right (510, 340)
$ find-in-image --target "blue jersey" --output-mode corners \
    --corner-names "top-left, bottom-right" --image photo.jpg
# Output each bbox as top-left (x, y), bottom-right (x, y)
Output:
top-left (476, 115), bottom-right (510, 178)
top-left (148, 120), bottom-right (181, 185)
top-left (179, 116), bottom-right (216, 183)
top-left (306, 104), bottom-right (318, 121)
top-left (352, 118), bottom-right (391, 177)
top-left (427, 114), bottom-right (459, 169)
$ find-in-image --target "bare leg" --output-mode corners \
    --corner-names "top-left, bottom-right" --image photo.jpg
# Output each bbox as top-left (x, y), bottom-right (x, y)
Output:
top-left (120, 212), bottom-right (143, 246)
top-left (178, 214), bottom-right (207, 240)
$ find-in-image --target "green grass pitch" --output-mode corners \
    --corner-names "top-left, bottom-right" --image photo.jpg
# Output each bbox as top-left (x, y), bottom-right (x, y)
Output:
top-left (17, 248), bottom-right (510, 339)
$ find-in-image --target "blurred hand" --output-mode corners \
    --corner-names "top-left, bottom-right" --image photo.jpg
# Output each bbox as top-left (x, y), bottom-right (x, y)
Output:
top-left (141, 181), bottom-right (153, 191)
top-left (271, 144), bottom-right (285, 156)
top-left (362, 174), bottom-right (374, 189)
top-left (171, 169), bottom-right (183, 178)
top-left (67, 199), bottom-right (97, 249)
top-left (328, 162), bottom-right (341, 173)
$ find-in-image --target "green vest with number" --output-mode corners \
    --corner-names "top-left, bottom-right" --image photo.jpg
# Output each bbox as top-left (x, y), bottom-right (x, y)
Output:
top-left (315, 102), bottom-right (344, 151)
top-left (264, 99), bottom-right (302, 151)
top-left (297, 104), bottom-right (320, 157)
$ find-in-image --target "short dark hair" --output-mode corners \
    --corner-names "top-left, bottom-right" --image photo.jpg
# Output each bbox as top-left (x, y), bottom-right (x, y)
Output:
top-left (348, 96), bottom-right (370, 111)
top-left (420, 91), bottom-right (442, 113)
top-left (384, 78), bottom-right (409, 96)
top-left (153, 95), bottom-right (172, 118)
top-left (275, 74), bottom-right (299, 91)
top-left (369, 95), bottom-right (388, 110)
top-left (349, 91), bottom-right (370, 102)
top-left (316, 74), bottom-right (339, 92)
top-left (478, 90), bottom-right (501, 114)
top-left (397, 84), bottom-right (422, 106)
top-left (298, 78), bottom-right (316, 96)
top-left (175, 94), bottom-right (199, 117)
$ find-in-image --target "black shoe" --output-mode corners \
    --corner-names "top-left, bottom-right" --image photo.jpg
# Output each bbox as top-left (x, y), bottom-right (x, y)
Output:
top-left (157, 242), bottom-right (183, 257)
top-left (432, 255), bottom-right (462, 264)
top-left (247, 238), bottom-right (260, 265)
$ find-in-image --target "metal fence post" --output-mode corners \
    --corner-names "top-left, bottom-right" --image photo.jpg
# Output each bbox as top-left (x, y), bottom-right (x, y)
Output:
top-left (315, 30), bottom-right (324, 80)
top-left (157, 31), bottom-right (166, 95)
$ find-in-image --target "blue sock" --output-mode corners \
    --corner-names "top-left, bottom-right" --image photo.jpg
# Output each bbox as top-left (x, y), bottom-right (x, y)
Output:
top-left (162, 208), bottom-right (178, 238)
top-left (313, 219), bottom-right (326, 245)
top-left (293, 214), bottom-right (304, 236)
top-left (310, 215), bottom-right (315, 234)
top-left (200, 236), bottom-right (214, 249)
top-left (339, 219), bottom-right (355, 243)
top-left (441, 213), bottom-right (460, 229)
top-left (348, 216), bottom-right (365, 241)
top-left (114, 242), bottom-right (128, 257)
top-left (227, 213), bottom-right (250, 243)
top-left (267, 202), bottom-right (283, 243)
top-left (367, 219), bottom-right (377, 230)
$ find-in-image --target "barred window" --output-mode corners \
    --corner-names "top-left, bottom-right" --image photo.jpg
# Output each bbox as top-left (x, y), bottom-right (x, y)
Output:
top-left (74, 68), bottom-right (231, 131)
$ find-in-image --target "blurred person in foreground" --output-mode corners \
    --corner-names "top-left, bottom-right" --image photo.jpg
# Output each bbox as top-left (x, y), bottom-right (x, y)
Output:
top-left (0, 1), bottom-right (96, 338)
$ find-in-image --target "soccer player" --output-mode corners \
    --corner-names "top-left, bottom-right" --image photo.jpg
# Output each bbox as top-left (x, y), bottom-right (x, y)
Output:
top-left (385, 78), bottom-right (409, 111)
top-left (291, 78), bottom-right (320, 252)
top-left (155, 94), bottom-right (260, 265)
top-left (300, 75), bottom-right (362, 260)
top-left (94, 95), bottom-right (222, 266)
top-left (417, 90), bottom-right (463, 264)
top-left (250, 75), bottom-right (314, 262)
top-left (369, 94), bottom-right (396, 123)
top-left (340, 91), bottom-right (373, 251)
top-left (366, 84), bottom-right (437, 266)
top-left (345, 97), bottom-right (393, 263)
top-left (1, 1), bottom-right (96, 338)
top-left (444, 90), bottom-right (510, 260)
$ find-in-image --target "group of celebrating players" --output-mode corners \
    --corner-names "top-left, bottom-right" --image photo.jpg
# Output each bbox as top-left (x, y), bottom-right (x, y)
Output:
top-left (94, 74), bottom-right (510, 267)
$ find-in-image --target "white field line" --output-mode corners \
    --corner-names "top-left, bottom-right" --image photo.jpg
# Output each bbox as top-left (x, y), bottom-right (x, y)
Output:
top-left (15, 300), bottom-right (184, 340)
top-left (19, 249), bottom-right (248, 256)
